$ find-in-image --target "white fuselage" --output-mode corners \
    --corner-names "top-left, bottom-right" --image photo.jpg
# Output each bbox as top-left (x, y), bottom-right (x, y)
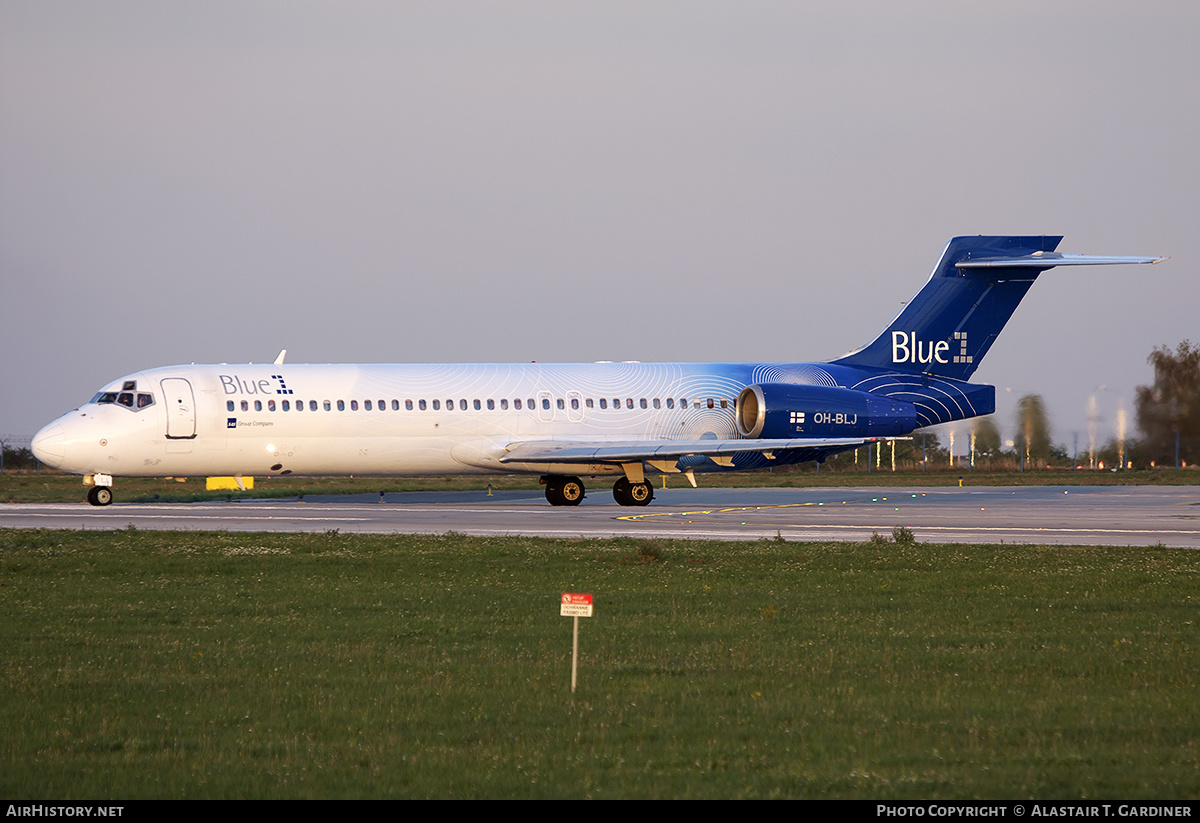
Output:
top-left (34, 361), bottom-right (786, 479)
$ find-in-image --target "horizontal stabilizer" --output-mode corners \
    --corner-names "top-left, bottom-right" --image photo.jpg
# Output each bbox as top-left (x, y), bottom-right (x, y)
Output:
top-left (957, 253), bottom-right (1166, 269)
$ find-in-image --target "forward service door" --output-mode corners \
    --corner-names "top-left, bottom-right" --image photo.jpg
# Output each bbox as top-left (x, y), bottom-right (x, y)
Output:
top-left (161, 378), bottom-right (197, 439)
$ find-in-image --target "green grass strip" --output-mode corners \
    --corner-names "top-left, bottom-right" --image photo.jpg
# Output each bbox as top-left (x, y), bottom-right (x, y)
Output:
top-left (1, 529), bottom-right (1196, 798)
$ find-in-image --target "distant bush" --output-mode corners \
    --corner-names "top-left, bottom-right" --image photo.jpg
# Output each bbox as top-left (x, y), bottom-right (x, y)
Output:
top-left (2, 445), bottom-right (36, 471)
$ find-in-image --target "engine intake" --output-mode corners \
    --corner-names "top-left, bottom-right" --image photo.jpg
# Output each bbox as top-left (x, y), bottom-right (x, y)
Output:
top-left (736, 383), bottom-right (917, 439)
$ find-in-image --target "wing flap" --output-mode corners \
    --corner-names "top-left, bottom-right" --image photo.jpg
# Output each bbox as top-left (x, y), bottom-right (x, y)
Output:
top-left (498, 437), bottom-right (870, 465)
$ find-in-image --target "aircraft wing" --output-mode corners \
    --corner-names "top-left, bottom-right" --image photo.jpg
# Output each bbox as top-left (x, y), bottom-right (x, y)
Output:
top-left (497, 437), bottom-right (869, 465)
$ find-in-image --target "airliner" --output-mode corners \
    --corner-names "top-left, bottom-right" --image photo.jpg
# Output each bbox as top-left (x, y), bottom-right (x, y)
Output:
top-left (31, 236), bottom-right (1162, 506)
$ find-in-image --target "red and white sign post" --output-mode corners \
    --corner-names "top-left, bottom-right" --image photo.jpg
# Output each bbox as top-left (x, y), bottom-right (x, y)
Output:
top-left (561, 593), bottom-right (594, 693)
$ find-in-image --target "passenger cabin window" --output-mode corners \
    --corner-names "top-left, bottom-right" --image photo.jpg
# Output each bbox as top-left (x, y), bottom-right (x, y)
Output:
top-left (364, 400), bottom-right (372, 410)
top-left (227, 401), bottom-right (235, 412)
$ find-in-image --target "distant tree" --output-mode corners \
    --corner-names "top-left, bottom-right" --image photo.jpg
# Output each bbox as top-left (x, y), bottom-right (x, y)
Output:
top-left (971, 415), bottom-right (1003, 462)
top-left (894, 430), bottom-right (944, 469)
top-left (1012, 394), bottom-right (1056, 466)
top-left (1135, 341), bottom-right (1200, 466)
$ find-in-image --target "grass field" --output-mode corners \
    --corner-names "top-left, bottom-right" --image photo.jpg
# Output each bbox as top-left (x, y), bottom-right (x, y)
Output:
top-left (1, 528), bottom-right (1196, 799)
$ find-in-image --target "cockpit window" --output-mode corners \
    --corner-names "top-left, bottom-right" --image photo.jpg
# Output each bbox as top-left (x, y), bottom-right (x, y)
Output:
top-left (91, 386), bottom-right (154, 412)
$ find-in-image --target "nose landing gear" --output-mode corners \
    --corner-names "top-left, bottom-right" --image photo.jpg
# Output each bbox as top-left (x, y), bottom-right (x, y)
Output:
top-left (86, 486), bottom-right (113, 506)
top-left (85, 474), bottom-right (114, 506)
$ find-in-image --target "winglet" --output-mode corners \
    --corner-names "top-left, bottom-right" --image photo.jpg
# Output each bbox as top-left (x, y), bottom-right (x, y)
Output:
top-left (273, 349), bottom-right (287, 366)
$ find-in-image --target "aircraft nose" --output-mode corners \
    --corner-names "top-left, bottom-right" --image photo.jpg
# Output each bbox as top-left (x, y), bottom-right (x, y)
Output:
top-left (31, 423), bottom-right (67, 468)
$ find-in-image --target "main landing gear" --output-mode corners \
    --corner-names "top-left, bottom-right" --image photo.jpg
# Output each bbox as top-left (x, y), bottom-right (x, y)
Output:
top-left (541, 475), bottom-right (655, 506)
top-left (543, 475), bottom-right (586, 506)
top-left (612, 476), bottom-right (654, 507)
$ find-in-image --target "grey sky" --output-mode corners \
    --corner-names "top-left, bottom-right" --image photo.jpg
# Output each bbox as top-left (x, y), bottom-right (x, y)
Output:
top-left (2, 1), bottom-right (1195, 453)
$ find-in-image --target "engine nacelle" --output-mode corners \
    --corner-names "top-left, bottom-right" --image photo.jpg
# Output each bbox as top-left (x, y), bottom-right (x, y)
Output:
top-left (736, 383), bottom-right (918, 439)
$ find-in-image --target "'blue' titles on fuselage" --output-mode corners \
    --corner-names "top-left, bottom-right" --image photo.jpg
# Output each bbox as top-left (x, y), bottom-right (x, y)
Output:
top-left (891, 331), bottom-right (950, 365)
top-left (220, 374), bottom-right (290, 395)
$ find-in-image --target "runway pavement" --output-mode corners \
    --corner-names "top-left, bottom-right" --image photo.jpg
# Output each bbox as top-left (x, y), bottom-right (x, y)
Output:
top-left (2, 485), bottom-right (1199, 546)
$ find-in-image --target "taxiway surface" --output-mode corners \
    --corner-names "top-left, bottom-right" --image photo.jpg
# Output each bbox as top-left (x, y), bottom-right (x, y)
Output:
top-left (2, 486), bottom-right (1198, 547)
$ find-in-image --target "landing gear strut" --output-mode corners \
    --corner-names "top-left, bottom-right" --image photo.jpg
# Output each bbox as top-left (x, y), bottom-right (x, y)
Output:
top-left (612, 476), bottom-right (653, 506)
top-left (544, 475), bottom-right (585, 506)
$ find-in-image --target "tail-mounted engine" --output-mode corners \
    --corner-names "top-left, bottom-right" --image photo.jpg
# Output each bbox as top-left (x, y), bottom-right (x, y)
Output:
top-left (736, 383), bottom-right (917, 439)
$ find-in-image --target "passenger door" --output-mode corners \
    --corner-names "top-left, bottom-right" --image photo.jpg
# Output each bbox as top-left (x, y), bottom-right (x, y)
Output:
top-left (161, 378), bottom-right (197, 439)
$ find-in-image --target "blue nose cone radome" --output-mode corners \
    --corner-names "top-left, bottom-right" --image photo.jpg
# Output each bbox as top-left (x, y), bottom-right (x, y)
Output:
top-left (31, 422), bottom-right (67, 468)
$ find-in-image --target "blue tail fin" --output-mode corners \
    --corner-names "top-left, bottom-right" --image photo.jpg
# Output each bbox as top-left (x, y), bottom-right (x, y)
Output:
top-left (832, 236), bottom-right (1064, 380)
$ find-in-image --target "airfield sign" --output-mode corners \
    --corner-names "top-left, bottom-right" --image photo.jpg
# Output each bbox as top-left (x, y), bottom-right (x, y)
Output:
top-left (561, 593), bottom-right (594, 692)
top-left (561, 593), bottom-right (593, 617)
